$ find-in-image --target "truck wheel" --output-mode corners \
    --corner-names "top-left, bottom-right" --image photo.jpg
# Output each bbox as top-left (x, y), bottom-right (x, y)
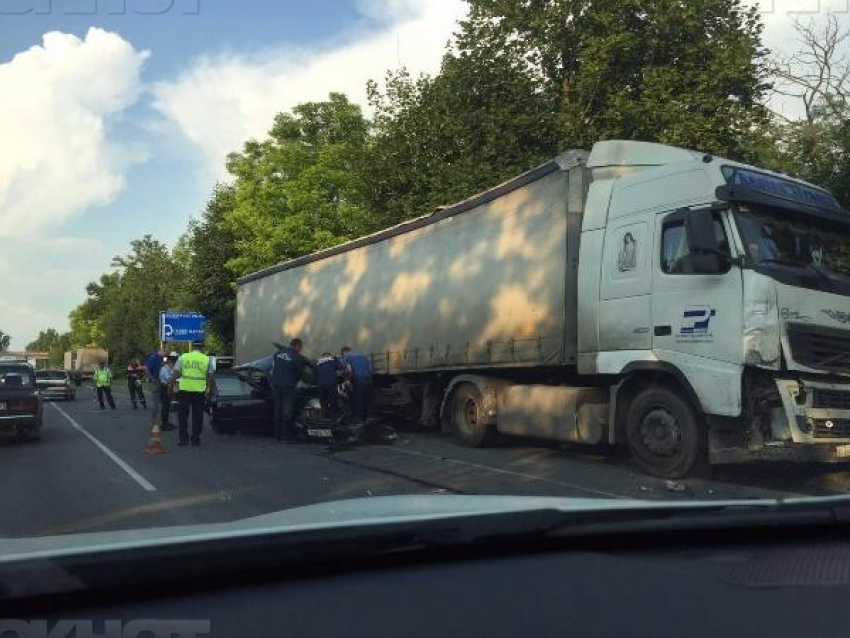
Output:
top-left (450, 383), bottom-right (497, 447)
top-left (626, 386), bottom-right (704, 479)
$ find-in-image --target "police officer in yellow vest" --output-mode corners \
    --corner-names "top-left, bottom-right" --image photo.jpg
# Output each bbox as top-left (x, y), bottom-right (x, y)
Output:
top-left (93, 361), bottom-right (116, 411)
top-left (169, 341), bottom-right (216, 447)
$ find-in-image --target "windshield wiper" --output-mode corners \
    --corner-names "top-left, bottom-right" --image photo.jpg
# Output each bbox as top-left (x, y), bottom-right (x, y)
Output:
top-left (757, 257), bottom-right (809, 268)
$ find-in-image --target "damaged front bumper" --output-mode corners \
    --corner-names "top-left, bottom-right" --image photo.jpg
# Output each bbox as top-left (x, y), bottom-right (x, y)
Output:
top-left (712, 377), bottom-right (850, 464)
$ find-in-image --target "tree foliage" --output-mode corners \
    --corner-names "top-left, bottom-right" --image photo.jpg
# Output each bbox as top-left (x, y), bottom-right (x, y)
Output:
top-left (0, 331), bottom-right (10, 353)
top-left (26, 328), bottom-right (71, 366)
top-left (68, 237), bottom-right (185, 366)
top-left (224, 93), bottom-right (373, 277)
top-left (182, 184), bottom-right (239, 349)
top-left (458, 0), bottom-right (771, 160)
top-left (365, 48), bottom-right (561, 222)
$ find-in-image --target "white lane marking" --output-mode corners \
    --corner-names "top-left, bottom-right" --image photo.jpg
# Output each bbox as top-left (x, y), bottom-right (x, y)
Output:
top-left (389, 446), bottom-right (628, 500)
top-left (50, 402), bottom-right (157, 493)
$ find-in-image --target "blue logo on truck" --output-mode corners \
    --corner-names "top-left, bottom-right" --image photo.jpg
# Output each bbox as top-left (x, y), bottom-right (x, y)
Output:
top-left (678, 306), bottom-right (716, 342)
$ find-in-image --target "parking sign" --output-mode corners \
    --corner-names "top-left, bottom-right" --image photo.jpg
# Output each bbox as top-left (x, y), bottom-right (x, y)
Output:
top-left (160, 312), bottom-right (207, 343)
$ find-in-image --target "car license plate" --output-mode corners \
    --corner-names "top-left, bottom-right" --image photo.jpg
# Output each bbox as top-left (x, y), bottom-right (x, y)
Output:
top-left (836, 444), bottom-right (850, 459)
top-left (0, 402), bottom-right (5, 412)
top-left (307, 428), bottom-right (333, 439)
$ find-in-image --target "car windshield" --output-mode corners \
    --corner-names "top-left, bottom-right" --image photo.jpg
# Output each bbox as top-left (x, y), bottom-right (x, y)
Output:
top-left (36, 371), bottom-right (66, 380)
top-left (736, 205), bottom-right (850, 277)
top-left (0, 367), bottom-right (35, 388)
top-left (3, 0), bottom-right (850, 603)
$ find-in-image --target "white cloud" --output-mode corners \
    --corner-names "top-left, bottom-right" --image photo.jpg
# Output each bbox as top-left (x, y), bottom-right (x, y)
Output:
top-left (0, 27), bottom-right (150, 238)
top-left (152, 0), bottom-right (467, 178)
top-left (0, 236), bottom-right (109, 349)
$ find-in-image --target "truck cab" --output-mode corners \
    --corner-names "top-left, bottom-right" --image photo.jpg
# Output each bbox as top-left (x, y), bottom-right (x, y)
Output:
top-left (581, 141), bottom-right (850, 476)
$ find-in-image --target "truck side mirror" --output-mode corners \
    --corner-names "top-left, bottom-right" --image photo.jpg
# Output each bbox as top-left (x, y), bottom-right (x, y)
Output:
top-left (685, 209), bottom-right (723, 274)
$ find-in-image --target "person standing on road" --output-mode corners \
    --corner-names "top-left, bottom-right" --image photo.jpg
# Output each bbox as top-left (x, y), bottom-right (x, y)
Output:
top-left (157, 353), bottom-right (178, 431)
top-left (316, 352), bottom-right (345, 419)
top-left (126, 360), bottom-right (147, 410)
top-left (170, 341), bottom-right (216, 447)
top-left (341, 347), bottom-right (373, 423)
top-left (143, 348), bottom-right (166, 431)
top-left (93, 361), bottom-right (116, 411)
top-left (270, 339), bottom-right (312, 442)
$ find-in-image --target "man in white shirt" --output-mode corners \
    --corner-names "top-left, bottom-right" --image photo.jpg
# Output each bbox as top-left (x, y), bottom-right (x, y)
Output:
top-left (158, 353), bottom-right (178, 431)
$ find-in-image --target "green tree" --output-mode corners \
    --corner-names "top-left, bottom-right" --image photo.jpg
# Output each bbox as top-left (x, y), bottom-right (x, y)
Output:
top-left (224, 93), bottom-right (372, 277)
top-left (26, 328), bottom-right (60, 352)
top-left (49, 333), bottom-right (72, 368)
top-left (103, 236), bottom-right (183, 366)
top-left (365, 46), bottom-right (561, 222)
top-left (26, 328), bottom-right (70, 366)
top-left (0, 331), bottom-right (10, 352)
top-left (182, 184), bottom-right (239, 349)
top-left (459, 0), bottom-right (771, 160)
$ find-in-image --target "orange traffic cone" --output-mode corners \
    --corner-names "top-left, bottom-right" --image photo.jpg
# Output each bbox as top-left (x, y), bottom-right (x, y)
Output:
top-left (144, 424), bottom-right (166, 455)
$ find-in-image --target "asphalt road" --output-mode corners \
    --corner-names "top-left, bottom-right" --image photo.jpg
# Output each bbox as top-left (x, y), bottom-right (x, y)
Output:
top-left (3, 384), bottom-right (850, 538)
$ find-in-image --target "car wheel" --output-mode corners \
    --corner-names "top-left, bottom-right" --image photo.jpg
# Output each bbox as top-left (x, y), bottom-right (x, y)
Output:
top-left (450, 383), bottom-right (498, 447)
top-left (626, 386), bottom-right (705, 479)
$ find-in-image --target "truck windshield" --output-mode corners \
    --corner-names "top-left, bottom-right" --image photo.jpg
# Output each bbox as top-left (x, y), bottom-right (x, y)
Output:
top-left (735, 205), bottom-right (850, 287)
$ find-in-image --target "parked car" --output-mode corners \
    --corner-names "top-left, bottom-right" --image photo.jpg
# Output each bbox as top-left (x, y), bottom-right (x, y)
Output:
top-left (0, 363), bottom-right (43, 441)
top-left (35, 369), bottom-right (76, 401)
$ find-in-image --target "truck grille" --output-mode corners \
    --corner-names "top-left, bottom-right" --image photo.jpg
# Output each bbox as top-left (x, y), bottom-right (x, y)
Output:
top-left (787, 324), bottom-right (850, 375)
top-left (813, 419), bottom-right (850, 439)
top-left (812, 389), bottom-right (850, 410)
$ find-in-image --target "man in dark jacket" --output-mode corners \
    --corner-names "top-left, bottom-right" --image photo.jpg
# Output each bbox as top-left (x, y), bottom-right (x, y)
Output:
top-left (340, 346), bottom-right (373, 423)
top-left (315, 352), bottom-right (345, 419)
top-left (270, 338), bottom-right (312, 442)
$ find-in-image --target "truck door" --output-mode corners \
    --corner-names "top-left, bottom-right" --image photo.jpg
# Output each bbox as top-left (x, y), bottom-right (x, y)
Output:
top-left (599, 217), bottom-right (653, 351)
top-left (651, 208), bottom-right (743, 366)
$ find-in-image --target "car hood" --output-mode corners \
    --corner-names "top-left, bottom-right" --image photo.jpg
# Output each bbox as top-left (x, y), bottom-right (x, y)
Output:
top-left (0, 493), bottom-right (828, 562)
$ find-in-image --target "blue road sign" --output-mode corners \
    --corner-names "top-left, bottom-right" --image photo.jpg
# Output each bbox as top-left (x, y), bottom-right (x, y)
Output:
top-left (160, 312), bottom-right (207, 343)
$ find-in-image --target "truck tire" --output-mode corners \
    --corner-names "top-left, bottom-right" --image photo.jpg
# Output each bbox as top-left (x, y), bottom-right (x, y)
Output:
top-left (626, 386), bottom-right (704, 479)
top-left (450, 383), bottom-right (497, 447)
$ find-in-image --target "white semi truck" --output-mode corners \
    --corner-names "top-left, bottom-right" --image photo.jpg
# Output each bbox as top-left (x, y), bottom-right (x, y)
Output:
top-left (235, 140), bottom-right (850, 478)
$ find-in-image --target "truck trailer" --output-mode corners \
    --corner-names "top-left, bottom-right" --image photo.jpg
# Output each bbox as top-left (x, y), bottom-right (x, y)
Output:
top-left (236, 140), bottom-right (850, 478)
top-left (65, 348), bottom-right (109, 383)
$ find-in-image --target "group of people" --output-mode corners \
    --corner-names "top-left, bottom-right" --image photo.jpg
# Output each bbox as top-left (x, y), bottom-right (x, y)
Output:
top-left (91, 337), bottom-right (374, 447)
top-left (92, 343), bottom-right (216, 447)
top-left (270, 339), bottom-right (373, 442)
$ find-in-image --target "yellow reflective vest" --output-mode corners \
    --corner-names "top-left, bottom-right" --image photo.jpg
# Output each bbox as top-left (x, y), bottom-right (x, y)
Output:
top-left (93, 368), bottom-right (112, 388)
top-left (178, 351), bottom-right (210, 393)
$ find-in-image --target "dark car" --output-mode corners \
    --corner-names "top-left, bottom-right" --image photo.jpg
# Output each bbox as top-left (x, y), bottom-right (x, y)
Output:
top-left (0, 363), bottom-right (43, 441)
top-left (208, 369), bottom-right (274, 435)
top-left (208, 356), bottom-right (394, 445)
top-left (35, 369), bottom-right (76, 401)
top-left (208, 357), bottom-right (320, 436)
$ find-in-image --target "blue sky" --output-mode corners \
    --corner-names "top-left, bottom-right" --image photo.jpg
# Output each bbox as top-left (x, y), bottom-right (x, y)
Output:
top-left (0, 0), bottom-right (465, 349)
top-left (0, 0), bottom-right (843, 349)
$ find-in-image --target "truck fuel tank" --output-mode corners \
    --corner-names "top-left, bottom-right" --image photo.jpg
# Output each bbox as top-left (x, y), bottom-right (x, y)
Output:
top-left (497, 386), bottom-right (608, 445)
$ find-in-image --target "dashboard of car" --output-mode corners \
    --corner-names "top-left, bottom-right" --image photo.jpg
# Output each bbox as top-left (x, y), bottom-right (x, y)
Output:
top-left (8, 524), bottom-right (850, 638)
